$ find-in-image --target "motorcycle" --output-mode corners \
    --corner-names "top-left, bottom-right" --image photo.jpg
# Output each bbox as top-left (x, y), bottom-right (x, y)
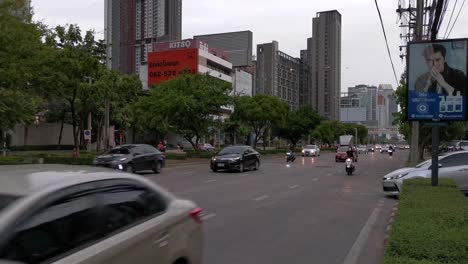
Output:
top-left (388, 149), bottom-right (393, 156)
top-left (286, 151), bottom-right (296, 163)
top-left (345, 158), bottom-right (355, 175)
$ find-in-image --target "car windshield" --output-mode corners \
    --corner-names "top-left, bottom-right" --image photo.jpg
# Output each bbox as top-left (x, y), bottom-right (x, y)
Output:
top-left (107, 147), bottom-right (132, 155)
top-left (305, 145), bottom-right (316, 149)
top-left (219, 146), bottom-right (245, 155)
top-left (0, 194), bottom-right (19, 212)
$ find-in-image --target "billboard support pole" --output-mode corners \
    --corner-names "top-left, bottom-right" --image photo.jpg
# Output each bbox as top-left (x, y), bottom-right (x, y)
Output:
top-left (431, 124), bottom-right (440, 186)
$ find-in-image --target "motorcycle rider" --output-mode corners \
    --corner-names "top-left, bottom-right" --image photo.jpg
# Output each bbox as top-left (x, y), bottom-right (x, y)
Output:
top-left (286, 145), bottom-right (296, 162)
top-left (346, 146), bottom-right (355, 161)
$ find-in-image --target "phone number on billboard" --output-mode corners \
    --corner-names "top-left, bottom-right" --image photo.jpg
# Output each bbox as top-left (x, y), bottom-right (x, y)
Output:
top-left (149, 69), bottom-right (197, 77)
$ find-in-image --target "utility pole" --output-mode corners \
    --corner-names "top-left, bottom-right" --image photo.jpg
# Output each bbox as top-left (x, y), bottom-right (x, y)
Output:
top-left (409, 0), bottom-right (425, 166)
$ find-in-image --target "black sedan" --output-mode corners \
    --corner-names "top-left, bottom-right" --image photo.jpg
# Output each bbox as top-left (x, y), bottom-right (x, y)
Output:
top-left (93, 144), bottom-right (165, 173)
top-left (210, 145), bottom-right (260, 172)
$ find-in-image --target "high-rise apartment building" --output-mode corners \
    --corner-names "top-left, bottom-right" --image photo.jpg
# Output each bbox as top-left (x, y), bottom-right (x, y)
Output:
top-left (105, 0), bottom-right (182, 75)
top-left (255, 41), bottom-right (300, 110)
top-left (347, 84), bottom-right (378, 127)
top-left (299, 49), bottom-right (311, 108)
top-left (309, 10), bottom-right (341, 120)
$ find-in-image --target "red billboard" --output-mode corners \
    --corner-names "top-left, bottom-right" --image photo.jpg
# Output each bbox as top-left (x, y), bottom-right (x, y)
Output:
top-left (147, 49), bottom-right (198, 87)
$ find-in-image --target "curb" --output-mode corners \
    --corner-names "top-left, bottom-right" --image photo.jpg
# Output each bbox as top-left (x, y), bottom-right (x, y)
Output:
top-left (383, 201), bottom-right (399, 246)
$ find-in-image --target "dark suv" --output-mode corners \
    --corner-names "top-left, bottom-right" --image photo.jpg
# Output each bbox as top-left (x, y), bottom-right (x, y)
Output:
top-left (94, 144), bottom-right (165, 173)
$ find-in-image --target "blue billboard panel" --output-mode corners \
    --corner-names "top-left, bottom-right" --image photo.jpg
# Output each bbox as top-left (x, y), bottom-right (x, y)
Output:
top-left (407, 39), bottom-right (468, 121)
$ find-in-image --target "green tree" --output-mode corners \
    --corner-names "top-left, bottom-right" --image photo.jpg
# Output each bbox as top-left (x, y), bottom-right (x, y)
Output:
top-left (0, 1), bottom-right (43, 136)
top-left (231, 94), bottom-right (289, 148)
top-left (134, 74), bottom-right (232, 150)
top-left (38, 25), bottom-right (104, 148)
top-left (279, 107), bottom-right (323, 147)
top-left (223, 118), bottom-right (251, 145)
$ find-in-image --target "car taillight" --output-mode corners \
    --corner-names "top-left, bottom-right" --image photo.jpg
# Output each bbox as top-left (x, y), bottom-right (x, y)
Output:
top-left (189, 208), bottom-right (203, 224)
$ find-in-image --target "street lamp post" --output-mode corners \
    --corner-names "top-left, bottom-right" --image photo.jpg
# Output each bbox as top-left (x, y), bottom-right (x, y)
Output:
top-left (354, 128), bottom-right (358, 146)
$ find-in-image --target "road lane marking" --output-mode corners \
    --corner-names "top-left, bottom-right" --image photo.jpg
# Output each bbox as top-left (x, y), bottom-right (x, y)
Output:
top-left (289, 185), bottom-right (300, 189)
top-left (253, 195), bottom-right (269, 201)
top-left (204, 179), bottom-right (217, 183)
top-left (183, 172), bottom-right (193, 175)
top-left (200, 213), bottom-right (216, 220)
top-left (342, 206), bottom-right (383, 264)
top-left (312, 178), bottom-right (319, 181)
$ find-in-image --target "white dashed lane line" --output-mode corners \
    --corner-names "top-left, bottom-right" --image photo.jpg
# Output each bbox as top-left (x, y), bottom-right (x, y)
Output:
top-left (204, 179), bottom-right (217, 183)
top-left (200, 213), bottom-right (217, 221)
top-left (289, 185), bottom-right (300, 189)
top-left (312, 178), bottom-right (319, 181)
top-left (253, 195), bottom-right (270, 201)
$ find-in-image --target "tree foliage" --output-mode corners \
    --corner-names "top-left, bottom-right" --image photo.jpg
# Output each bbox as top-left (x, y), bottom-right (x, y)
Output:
top-left (0, 1), bottom-right (43, 132)
top-left (231, 94), bottom-right (289, 148)
top-left (134, 74), bottom-right (232, 150)
top-left (279, 107), bottom-right (324, 147)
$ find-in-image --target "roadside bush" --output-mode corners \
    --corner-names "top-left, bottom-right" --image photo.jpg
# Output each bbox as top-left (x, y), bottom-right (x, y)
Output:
top-left (257, 149), bottom-right (288, 155)
top-left (165, 152), bottom-right (187, 160)
top-left (185, 150), bottom-right (214, 159)
top-left (43, 156), bottom-right (94, 165)
top-left (384, 178), bottom-right (468, 264)
top-left (0, 156), bottom-right (27, 165)
top-left (9, 145), bottom-right (86, 151)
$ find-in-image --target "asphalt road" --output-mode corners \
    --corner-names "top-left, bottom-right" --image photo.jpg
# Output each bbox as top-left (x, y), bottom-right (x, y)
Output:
top-left (147, 150), bottom-right (408, 264)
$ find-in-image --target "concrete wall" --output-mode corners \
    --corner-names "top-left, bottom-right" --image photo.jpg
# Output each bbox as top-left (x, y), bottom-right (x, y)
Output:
top-left (10, 123), bottom-right (75, 146)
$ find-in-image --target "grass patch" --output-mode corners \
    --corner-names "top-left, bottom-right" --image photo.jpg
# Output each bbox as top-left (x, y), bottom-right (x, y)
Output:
top-left (384, 178), bottom-right (468, 264)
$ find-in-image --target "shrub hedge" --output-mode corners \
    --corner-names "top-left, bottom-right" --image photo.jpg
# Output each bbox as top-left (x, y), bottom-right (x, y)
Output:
top-left (43, 156), bottom-right (94, 165)
top-left (165, 152), bottom-right (187, 160)
top-left (384, 178), bottom-right (468, 264)
top-left (9, 145), bottom-right (86, 151)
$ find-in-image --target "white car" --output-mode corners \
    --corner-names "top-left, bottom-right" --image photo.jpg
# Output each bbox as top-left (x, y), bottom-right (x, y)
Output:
top-left (0, 165), bottom-right (203, 264)
top-left (301, 145), bottom-right (320, 157)
top-left (382, 151), bottom-right (468, 196)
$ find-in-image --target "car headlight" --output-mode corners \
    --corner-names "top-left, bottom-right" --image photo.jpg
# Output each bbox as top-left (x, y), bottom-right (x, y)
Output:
top-left (119, 157), bottom-right (127, 161)
top-left (117, 164), bottom-right (124, 170)
top-left (302, 150), bottom-right (305, 153)
top-left (230, 157), bottom-right (241, 161)
top-left (212, 157), bottom-right (217, 161)
top-left (383, 176), bottom-right (394, 180)
top-left (396, 172), bottom-right (409, 179)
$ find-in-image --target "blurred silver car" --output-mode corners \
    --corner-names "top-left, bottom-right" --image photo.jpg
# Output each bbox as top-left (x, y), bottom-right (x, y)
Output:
top-left (301, 145), bottom-right (320, 157)
top-left (382, 151), bottom-right (468, 196)
top-left (0, 165), bottom-right (203, 264)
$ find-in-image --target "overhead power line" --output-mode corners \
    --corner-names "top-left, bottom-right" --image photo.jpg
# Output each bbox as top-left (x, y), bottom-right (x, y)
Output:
top-left (374, 0), bottom-right (399, 86)
top-left (443, 0), bottom-right (458, 38)
top-left (446, 0), bottom-right (466, 38)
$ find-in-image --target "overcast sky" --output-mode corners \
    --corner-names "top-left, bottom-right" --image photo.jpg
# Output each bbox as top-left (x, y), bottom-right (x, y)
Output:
top-left (32, 0), bottom-right (468, 91)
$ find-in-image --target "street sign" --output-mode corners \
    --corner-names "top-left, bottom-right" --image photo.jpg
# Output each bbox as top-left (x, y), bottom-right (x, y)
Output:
top-left (407, 38), bottom-right (468, 121)
top-left (84, 130), bottom-right (92, 140)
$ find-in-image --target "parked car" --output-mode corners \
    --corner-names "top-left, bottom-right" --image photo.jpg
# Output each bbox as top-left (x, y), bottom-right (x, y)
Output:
top-left (94, 144), bottom-right (165, 174)
top-left (210, 145), bottom-right (260, 172)
top-left (335, 146), bottom-right (357, 162)
top-left (301, 144), bottom-right (320, 157)
top-left (197, 143), bottom-right (215, 151)
top-left (0, 165), bottom-right (203, 264)
top-left (367, 145), bottom-right (375, 152)
top-left (382, 151), bottom-right (468, 197)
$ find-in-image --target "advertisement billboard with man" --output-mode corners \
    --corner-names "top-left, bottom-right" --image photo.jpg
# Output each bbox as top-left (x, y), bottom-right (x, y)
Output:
top-left (407, 39), bottom-right (468, 121)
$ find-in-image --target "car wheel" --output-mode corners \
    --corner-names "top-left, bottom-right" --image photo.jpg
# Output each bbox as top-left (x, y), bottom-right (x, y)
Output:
top-left (254, 160), bottom-right (260, 170)
top-left (125, 163), bottom-right (134, 173)
top-left (239, 162), bottom-right (245, 173)
top-left (152, 161), bottom-right (162, 173)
